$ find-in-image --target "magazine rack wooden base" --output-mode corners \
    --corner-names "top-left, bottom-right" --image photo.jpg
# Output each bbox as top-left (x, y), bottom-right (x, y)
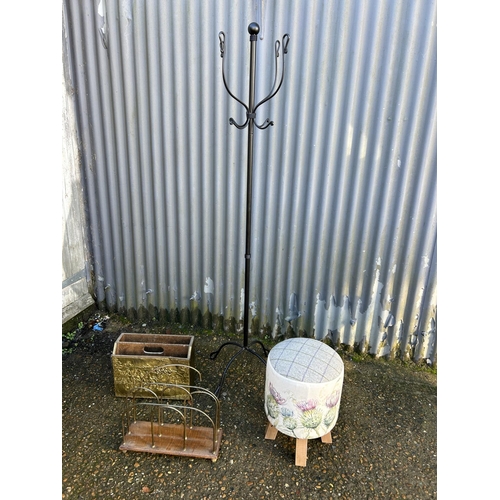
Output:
top-left (120, 421), bottom-right (222, 461)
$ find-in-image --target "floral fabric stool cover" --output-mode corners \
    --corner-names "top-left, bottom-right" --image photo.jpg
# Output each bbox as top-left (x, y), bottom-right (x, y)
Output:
top-left (264, 337), bottom-right (344, 466)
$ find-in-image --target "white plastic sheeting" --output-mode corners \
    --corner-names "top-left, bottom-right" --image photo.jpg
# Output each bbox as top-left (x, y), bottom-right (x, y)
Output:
top-left (63, 0), bottom-right (437, 362)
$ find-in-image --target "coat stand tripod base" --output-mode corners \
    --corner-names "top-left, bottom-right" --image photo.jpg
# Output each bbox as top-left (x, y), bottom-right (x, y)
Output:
top-left (209, 340), bottom-right (269, 398)
top-left (210, 22), bottom-right (290, 399)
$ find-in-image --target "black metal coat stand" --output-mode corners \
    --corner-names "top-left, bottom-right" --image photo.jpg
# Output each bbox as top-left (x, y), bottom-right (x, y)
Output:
top-left (210, 23), bottom-right (290, 397)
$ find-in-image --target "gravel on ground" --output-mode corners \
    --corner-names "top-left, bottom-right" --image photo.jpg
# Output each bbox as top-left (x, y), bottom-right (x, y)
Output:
top-left (62, 313), bottom-right (437, 499)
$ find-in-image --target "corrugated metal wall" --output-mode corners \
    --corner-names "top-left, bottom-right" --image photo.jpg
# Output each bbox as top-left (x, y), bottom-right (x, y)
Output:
top-left (63, 0), bottom-right (437, 363)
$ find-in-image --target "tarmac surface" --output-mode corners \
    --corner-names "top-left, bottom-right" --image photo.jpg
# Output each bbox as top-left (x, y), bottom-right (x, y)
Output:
top-left (62, 313), bottom-right (437, 499)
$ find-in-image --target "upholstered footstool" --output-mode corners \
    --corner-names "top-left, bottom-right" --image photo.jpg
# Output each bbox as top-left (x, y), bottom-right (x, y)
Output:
top-left (264, 337), bottom-right (344, 466)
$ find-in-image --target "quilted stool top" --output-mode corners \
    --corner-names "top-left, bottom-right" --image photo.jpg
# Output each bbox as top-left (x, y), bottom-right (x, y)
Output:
top-left (268, 337), bottom-right (343, 384)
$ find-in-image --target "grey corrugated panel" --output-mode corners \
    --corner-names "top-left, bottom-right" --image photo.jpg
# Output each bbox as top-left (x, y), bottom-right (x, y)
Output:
top-left (64, 0), bottom-right (437, 362)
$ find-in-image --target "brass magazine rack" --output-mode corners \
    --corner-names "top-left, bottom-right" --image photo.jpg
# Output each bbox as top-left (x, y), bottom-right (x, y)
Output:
top-left (119, 365), bottom-right (222, 461)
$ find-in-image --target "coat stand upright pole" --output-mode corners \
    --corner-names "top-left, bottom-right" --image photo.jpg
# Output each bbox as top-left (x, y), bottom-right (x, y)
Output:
top-left (210, 22), bottom-right (290, 397)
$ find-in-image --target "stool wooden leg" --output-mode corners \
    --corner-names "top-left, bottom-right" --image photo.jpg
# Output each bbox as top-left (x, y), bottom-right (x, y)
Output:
top-left (295, 439), bottom-right (308, 467)
top-left (265, 422), bottom-right (278, 440)
top-left (320, 432), bottom-right (332, 444)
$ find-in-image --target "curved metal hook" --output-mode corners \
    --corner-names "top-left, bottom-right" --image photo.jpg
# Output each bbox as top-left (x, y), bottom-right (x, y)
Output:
top-left (254, 34), bottom-right (290, 114)
top-left (255, 118), bottom-right (274, 130)
top-left (282, 34), bottom-right (290, 54)
top-left (229, 117), bottom-right (249, 129)
top-left (218, 31), bottom-right (225, 57)
top-left (219, 31), bottom-right (249, 115)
